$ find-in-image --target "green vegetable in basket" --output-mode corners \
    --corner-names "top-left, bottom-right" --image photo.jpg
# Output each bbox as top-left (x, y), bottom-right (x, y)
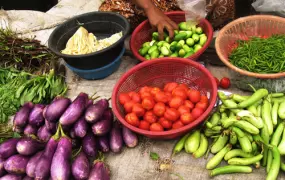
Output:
top-left (174, 32), bottom-right (187, 41)
top-left (229, 35), bottom-right (285, 74)
top-left (178, 49), bottom-right (186, 57)
top-left (192, 34), bottom-right (200, 42)
top-left (186, 38), bottom-right (195, 46)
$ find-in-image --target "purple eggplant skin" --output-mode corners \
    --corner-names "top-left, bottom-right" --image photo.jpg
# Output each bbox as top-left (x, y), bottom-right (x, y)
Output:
top-left (26, 151), bottom-right (43, 178)
top-left (45, 119), bottom-right (57, 134)
top-left (98, 136), bottom-right (110, 153)
top-left (88, 161), bottom-right (110, 180)
top-left (23, 124), bottom-right (38, 136)
top-left (4, 154), bottom-right (29, 175)
top-left (50, 137), bottom-right (72, 180)
top-left (71, 151), bottom-right (90, 180)
top-left (86, 99), bottom-right (94, 107)
top-left (0, 174), bottom-right (22, 180)
top-left (28, 104), bottom-right (45, 127)
top-left (0, 138), bottom-right (19, 159)
top-left (16, 138), bottom-right (45, 156)
top-left (82, 132), bottom-right (98, 158)
top-left (70, 128), bottom-right (76, 139)
top-left (59, 93), bottom-right (89, 126)
top-left (85, 99), bottom-right (109, 123)
top-left (91, 108), bottom-right (113, 136)
top-left (74, 117), bottom-right (88, 138)
top-left (44, 97), bottom-right (71, 122)
top-left (37, 126), bottom-right (52, 142)
top-left (0, 159), bottom-right (6, 177)
top-left (109, 122), bottom-right (123, 153)
top-left (13, 102), bottom-right (34, 128)
top-left (23, 176), bottom-right (33, 180)
top-left (122, 126), bottom-right (138, 148)
top-left (34, 138), bottom-right (58, 180)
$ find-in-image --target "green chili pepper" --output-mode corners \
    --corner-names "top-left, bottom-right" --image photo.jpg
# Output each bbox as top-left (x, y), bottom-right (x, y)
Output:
top-left (238, 89), bottom-right (268, 108)
top-left (206, 144), bottom-right (232, 170)
top-left (172, 132), bottom-right (191, 155)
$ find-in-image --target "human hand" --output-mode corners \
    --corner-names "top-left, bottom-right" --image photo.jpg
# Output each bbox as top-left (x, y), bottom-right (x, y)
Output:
top-left (145, 7), bottom-right (178, 40)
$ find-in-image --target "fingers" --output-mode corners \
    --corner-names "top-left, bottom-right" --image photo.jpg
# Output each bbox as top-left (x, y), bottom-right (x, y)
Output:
top-left (157, 23), bottom-right (164, 41)
top-left (168, 19), bottom-right (179, 30)
top-left (164, 23), bottom-right (174, 39)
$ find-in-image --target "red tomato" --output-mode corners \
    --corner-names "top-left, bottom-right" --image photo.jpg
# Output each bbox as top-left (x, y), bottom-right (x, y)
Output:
top-left (139, 120), bottom-right (150, 130)
top-left (140, 92), bottom-right (152, 99)
top-left (187, 89), bottom-right (201, 103)
top-left (164, 108), bottom-right (180, 122)
top-left (143, 111), bottom-right (157, 124)
top-left (139, 86), bottom-right (151, 94)
top-left (172, 88), bottom-right (187, 100)
top-left (132, 103), bottom-right (145, 117)
top-left (200, 95), bottom-right (209, 104)
top-left (172, 120), bottom-right (184, 129)
top-left (150, 87), bottom-right (161, 96)
top-left (142, 97), bottom-right (155, 110)
top-left (150, 123), bottom-right (164, 132)
top-left (178, 105), bottom-right (190, 115)
top-left (165, 92), bottom-right (172, 101)
top-left (184, 100), bottom-right (194, 110)
top-left (191, 108), bottom-right (204, 120)
top-left (214, 77), bottom-right (219, 87)
top-left (123, 101), bottom-right (135, 113)
top-left (154, 91), bottom-right (169, 103)
top-left (128, 91), bottom-right (141, 103)
top-left (180, 112), bottom-right (194, 125)
top-left (159, 117), bottom-right (172, 129)
top-left (177, 83), bottom-right (189, 91)
top-left (153, 102), bottom-right (166, 117)
top-left (219, 77), bottom-right (231, 89)
top-left (119, 93), bottom-right (131, 105)
top-left (125, 112), bottom-right (140, 127)
top-left (163, 82), bottom-right (179, 93)
top-left (169, 96), bottom-right (184, 109)
top-left (195, 102), bottom-right (208, 111)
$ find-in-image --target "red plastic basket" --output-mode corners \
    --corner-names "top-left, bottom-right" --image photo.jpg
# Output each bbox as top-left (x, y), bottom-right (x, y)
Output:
top-left (130, 11), bottom-right (213, 62)
top-left (111, 58), bottom-right (217, 139)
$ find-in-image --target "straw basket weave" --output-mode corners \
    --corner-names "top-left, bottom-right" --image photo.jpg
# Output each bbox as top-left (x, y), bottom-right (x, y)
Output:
top-left (215, 15), bottom-right (285, 92)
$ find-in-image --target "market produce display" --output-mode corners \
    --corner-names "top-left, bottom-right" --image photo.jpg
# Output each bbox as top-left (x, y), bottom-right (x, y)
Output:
top-left (61, 26), bottom-right (123, 55)
top-left (138, 22), bottom-right (208, 59)
top-left (229, 35), bottom-right (285, 74)
top-left (119, 82), bottom-right (210, 131)
top-left (0, 92), bottom-right (139, 179)
top-left (173, 88), bottom-right (285, 179)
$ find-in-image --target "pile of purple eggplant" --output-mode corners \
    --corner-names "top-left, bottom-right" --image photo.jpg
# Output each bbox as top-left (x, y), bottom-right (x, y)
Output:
top-left (2, 92), bottom-right (139, 180)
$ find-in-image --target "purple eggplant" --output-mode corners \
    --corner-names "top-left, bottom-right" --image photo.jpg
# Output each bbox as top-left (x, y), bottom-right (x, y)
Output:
top-left (34, 126), bottom-right (60, 180)
top-left (0, 138), bottom-right (19, 159)
top-left (23, 176), bottom-right (33, 180)
top-left (0, 159), bottom-right (6, 177)
top-left (98, 136), bottom-right (110, 153)
top-left (71, 151), bottom-right (90, 180)
top-left (85, 99), bottom-right (109, 123)
top-left (37, 126), bottom-right (52, 142)
top-left (13, 102), bottom-right (34, 128)
top-left (44, 97), bottom-right (71, 122)
top-left (122, 126), bottom-right (138, 148)
top-left (59, 93), bottom-right (89, 126)
top-left (82, 132), bottom-right (98, 158)
top-left (91, 108), bottom-right (113, 136)
top-left (110, 122), bottom-right (123, 153)
top-left (0, 174), bottom-right (22, 180)
top-left (87, 99), bottom-right (94, 107)
top-left (16, 137), bottom-right (45, 156)
top-left (45, 119), bottom-right (57, 134)
top-left (73, 117), bottom-right (88, 138)
top-left (4, 154), bottom-right (29, 174)
top-left (88, 160), bottom-right (110, 180)
top-left (50, 136), bottom-right (72, 180)
top-left (70, 128), bottom-right (76, 139)
top-left (28, 104), bottom-right (45, 127)
top-left (23, 124), bottom-right (38, 136)
top-left (26, 151), bottom-right (43, 178)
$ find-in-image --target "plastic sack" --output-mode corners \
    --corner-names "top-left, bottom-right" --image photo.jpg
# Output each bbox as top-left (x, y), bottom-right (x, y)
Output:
top-left (252, 0), bottom-right (285, 16)
top-left (177, 0), bottom-right (207, 26)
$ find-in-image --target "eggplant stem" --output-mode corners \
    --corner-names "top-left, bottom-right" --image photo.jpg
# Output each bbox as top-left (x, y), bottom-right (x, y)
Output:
top-left (52, 123), bottom-right (61, 140)
top-left (72, 146), bottom-right (82, 159)
top-left (107, 97), bottom-right (111, 101)
top-left (59, 123), bottom-right (68, 138)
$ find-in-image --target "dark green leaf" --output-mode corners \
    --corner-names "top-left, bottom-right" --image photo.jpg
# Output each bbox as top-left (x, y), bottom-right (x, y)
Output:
top-left (150, 152), bottom-right (160, 160)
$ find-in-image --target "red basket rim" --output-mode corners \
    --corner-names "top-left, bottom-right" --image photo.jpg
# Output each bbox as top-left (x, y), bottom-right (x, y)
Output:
top-left (111, 58), bottom-right (217, 137)
top-left (130, 11), bottom-right (213, 62)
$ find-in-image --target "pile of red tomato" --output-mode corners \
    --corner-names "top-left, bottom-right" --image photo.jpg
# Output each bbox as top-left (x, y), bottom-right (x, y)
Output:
top-left (118, 82), bottom-right (209, 132)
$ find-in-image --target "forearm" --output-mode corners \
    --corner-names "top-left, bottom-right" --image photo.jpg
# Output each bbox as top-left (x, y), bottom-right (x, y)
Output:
top-left (131, 0), bottom-right (156, 14)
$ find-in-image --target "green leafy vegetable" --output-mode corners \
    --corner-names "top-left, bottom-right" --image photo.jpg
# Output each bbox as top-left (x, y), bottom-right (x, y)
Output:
top-left (150, 152), bottom-right (160, 160)
top-left (229, 35), bottom-right (285, 74)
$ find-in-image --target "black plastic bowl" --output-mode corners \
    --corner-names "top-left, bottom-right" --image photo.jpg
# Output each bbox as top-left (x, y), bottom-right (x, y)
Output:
top-left (48, 11), bottom-right (130, 70)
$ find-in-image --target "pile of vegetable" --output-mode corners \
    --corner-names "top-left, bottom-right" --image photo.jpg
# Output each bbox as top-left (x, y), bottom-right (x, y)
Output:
top-left (138, 22), bottom-right (208, 60)
top-left (119, 82), bottom-right (209, 131)
top-left (173, 88), bottom-right (285, 179)
top-left (229, 35), bottom-right (285, 74)
top-left (1, 92), bottom-right (139, 179)
top-left (0, 69), bottom-right (67, 124)
top-left (0, 29), bottom-right (60, 74)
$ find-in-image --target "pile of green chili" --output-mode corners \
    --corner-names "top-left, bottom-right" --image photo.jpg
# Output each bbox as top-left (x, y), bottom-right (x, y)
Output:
top-left (229, 35), bottom-right (285, 74)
